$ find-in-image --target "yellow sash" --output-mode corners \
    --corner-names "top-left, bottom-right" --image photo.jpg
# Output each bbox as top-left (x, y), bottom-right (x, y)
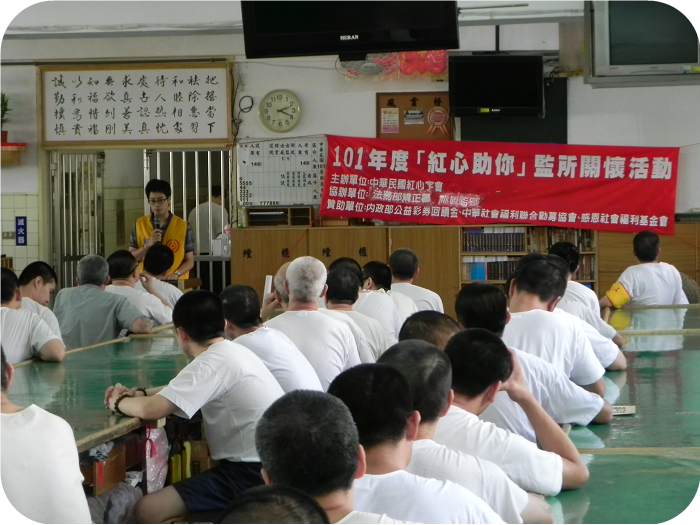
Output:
top-left (135, 214), bottom-right (189, 278)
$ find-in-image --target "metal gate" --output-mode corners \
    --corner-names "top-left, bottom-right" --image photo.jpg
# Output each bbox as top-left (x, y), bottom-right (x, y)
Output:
top-left (50, 150), bottom-right (105, 289)
top-left (144, 149), bottom-right (234, 293)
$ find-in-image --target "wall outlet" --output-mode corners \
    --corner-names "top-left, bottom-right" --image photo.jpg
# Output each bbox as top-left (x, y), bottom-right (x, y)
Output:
top-left (2, 232), bottom-right (15, 240)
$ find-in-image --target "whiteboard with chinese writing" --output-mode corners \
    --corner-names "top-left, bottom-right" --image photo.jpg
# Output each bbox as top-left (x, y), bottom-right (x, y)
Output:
top-left (41, 63), bottom-right (231, 145)
top-left (236, 136), bottom-right (326, 206)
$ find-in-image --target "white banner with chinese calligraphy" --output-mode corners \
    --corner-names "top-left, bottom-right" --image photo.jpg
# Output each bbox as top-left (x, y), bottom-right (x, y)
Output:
top-left (320, 136), bottom-right (680, 234)
top-left (41, 63), bottom-right (231, 144)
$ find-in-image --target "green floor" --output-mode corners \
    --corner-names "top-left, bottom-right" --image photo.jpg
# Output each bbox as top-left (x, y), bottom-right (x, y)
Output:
top-left (552, 326), bottom-right (700, 523)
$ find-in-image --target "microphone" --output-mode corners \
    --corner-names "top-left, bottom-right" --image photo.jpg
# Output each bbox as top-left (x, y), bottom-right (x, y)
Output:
top-left (153, 218), bottom-right (161, 244)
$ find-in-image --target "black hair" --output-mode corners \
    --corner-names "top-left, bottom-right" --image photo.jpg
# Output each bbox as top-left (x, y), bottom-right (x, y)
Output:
top-left (455, 282), bottom-right (508, 337)
top-left (172, 290), bottom-right (225, 343)
top-left (220, 285), bottom-right (262, 329)
top-left (1, 347), bottom-right (8, 391)
top-left (145, 178), bottom-right (172, 199)
top-left (389, 248), bottom-right (418, 281)
top-left (106, 250), bottom-right (139, 280)
top-left (362, 261), bottom-right (392, 291)
top-left (328, 363), bottom-right (414, 449)
top-left (398, 311), bottom-right (460, 348)
top-left (633, 230), bottom-right (660, 262)
top-left (217, 485), bottom-right (329, 524)
top-left (548, 242), bottom-right (579, 273)
top-left (255, 390), bottom-right (359, 498)
top-left (377, 340), bottom-right (452, 424)
top-left (1, 267), bottom-right (19, 303)
top-left (328, 258), bottom-right (363, 287)
top-left (143, 244), bottom-right (175, 275)
top-left (211, 185), bottom-right (223, 199)
top-left (18, 261), bottom-right (58, 287)
top-left (325, 269), bottom-right (360, 305)
top-left (445, 328), bottom-right (513, 399)
top-left (546, 254), bottom-right (572, 282)
top-left (511, 259), bottom-right (567, 302)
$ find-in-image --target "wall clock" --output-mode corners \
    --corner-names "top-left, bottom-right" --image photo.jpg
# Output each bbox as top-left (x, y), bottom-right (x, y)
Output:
top-left (259, 90), bottom-right (301, 133)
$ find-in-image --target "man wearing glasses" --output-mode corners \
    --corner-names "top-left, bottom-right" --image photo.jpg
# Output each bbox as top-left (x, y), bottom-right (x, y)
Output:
top-left (129, 179), bottom-right (195, 279)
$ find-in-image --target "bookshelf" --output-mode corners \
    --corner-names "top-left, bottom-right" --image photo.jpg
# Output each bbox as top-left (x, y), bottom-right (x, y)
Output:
top-left (460, 226), bottom-right (598, 292)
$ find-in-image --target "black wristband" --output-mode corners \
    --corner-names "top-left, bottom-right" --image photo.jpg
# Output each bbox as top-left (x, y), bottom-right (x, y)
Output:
top-left (113, 392), bottom-right (133, 417)
top-left (136, 388), bottom-right (148, 397)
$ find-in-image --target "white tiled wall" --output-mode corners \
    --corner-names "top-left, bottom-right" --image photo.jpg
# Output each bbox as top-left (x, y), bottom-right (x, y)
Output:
top-left (1, 193), bottom-right (39, 273)
top-left (103, 186), bottom-right (146, 257)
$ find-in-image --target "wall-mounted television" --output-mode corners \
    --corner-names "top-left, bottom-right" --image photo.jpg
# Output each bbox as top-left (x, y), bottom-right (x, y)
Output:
top-left (449, 55), bottom-right (545, 117)
top-left (241, 1), bottom-right (460, 61)
top-left (588, 1), bottom-right (700, 83)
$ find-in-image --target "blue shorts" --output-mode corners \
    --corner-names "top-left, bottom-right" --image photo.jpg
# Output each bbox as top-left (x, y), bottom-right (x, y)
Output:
top-left (172, 460), bottom-right (264, 513)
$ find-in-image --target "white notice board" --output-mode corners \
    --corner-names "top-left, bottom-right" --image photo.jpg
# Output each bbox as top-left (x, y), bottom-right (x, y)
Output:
top-left (237, 136), bottom-right (326, 206)
top-left (41, 63), bottom-right (231, 145)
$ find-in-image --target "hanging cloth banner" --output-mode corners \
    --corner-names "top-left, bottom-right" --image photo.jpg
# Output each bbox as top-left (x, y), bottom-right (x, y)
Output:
top-left (320, 135), bottom-right (679, 234)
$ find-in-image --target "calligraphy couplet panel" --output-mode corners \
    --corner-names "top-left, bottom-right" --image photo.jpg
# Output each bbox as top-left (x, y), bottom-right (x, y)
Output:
top-left (236, 137), bottom-right (326, 207)
top-left (41, 63), bottom-right (231, 145)
top-left (321, 135), bottom-right (680, 235)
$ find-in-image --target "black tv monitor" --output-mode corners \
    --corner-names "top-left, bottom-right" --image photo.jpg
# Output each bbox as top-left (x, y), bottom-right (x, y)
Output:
top-left (449, 55), bottom-right (545, 117)
top-left (241, 1), bottom-right (460, 61)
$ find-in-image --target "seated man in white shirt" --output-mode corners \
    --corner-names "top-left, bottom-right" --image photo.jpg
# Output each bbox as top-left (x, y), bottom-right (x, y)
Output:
top-left (256, 389), bottom-right (409, 524)
top-left (220, 284), bottom-right (323, 393)
top-left (600, 230), bottom-right (689, 308)
top-left (134, 244), bottom-right (184, 309)
top-left (362, 261), bottom-right (418, 328)
top-left (265, 257), bottom-right (360, 390)
top-left (377, 340), bottom-right (553, 524)
top-left (545, 255), bottom-right (626, 371)
top-left (326, 269), bottom-right (388, 361)
top-left (104, 290), bottom-right (284, 523)
top-left (455, 282), bottom-right (612, 442)
top-left (503, 260), bottom-right (607, 396)
top-left (1, 268), bottom-right (65, 365)
top-left (398, 310), bottom-right (461, 350)
top-left (389, 248), bottom-right (444, 312)
top-left (547, 242), bottom-right (623, 346)
top-left (217, 485), bottom-right (330, 524)
top-left (329, 258), bottom-right (401, 347)
top-left (1, 348), bottom-right (91, 524)
top-left (435, 329), bottom-right (590, 495)
top-left (328, 363), bottom-right (504, 524)
top-left (106, 250), bottom-right (173, 327)
top-left (18, 261), bottom-right (62, 340)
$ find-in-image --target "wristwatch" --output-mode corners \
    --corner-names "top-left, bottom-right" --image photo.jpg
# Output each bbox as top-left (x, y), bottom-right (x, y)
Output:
top-left (174, 271), bottom-right (181, 277)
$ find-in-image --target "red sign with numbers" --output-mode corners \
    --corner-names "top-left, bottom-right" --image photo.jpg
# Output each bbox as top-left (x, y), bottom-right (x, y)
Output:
top-left (320, 135), bottom-right (679, 234)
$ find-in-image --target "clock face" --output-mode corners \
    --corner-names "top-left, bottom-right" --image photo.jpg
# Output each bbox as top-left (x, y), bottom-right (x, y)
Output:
top-left (259, 90), bottom-right (301, 133)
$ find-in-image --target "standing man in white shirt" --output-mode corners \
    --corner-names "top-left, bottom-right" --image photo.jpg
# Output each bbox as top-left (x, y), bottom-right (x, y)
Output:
top-left (455, 282), bottom-right (612, 442)
top-left (504, 260), bottom-right (606, 396)
top-left (1, 348), bottom-right (91, 524)
top-left (435, 329), bottom-right (590, 495)
top-left (105, 250), bottom-right (173, 327)
top-left (134, 244), bottom-right (184, 309)
top-left (329, 258), bottom-right (401, 347)
top-left (187, 185), bottom-right (229, 255)
top-left (220, 284), bottom-right (323, 393)
top-left (328, 363), bottom-right (504, 524)
top-left (362, 261), bottom-right (418, 328)
top-left (104, 290), bottom-right (284, 523)
top-left (1, 268), bottom-right (65, 365)
top-left (378, 340), bottom-right (553, 524)
top-left (265, 257), bottom-right (360, 390)
top-left (325, 269), bottom-right (388, 361)
top-left (600, 230), bottom-right (689, 308)
top-left (389, 248), bottom-right (444, 312)
top-left (547, 242), bottom-right (624, 346)
top-left (18, 261), bottom-right (62, 340)
top-left (256, 389), bottom-right (409, 524)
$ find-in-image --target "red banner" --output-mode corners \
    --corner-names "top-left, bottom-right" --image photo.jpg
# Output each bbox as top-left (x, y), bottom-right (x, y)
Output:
top-left (320, 136), bottom-right (679, 234)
